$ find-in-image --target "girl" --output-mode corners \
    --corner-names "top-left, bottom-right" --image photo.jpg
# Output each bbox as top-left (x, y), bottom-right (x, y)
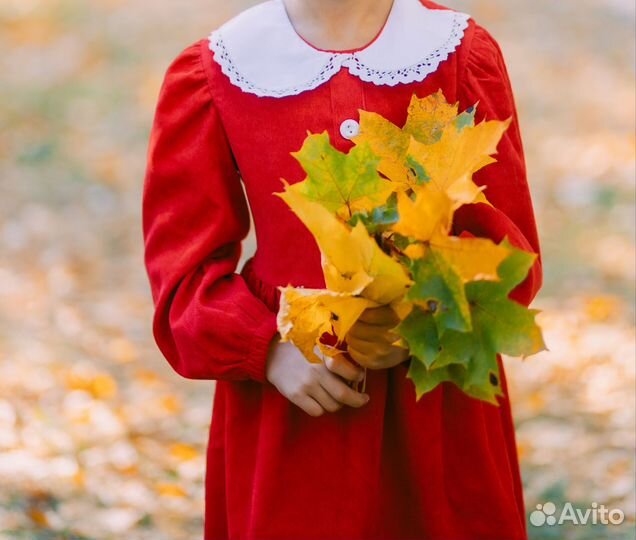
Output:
top-left (142, 0), bottom-right (543, 538)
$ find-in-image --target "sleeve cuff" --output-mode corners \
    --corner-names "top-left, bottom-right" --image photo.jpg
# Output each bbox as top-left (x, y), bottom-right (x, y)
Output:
top-left (241, 309), bottom-right (280, 383)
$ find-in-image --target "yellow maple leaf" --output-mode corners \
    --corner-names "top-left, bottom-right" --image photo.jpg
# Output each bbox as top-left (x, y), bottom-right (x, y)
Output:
top-left (392, 188), bottom-right (453, 242)
top-left (276, 287), bottom-right (330, 362)
top-left (403, 89), bottom-right (460, 144)
top-left (407, 116), bottom-right (511, 207)
top-left (430, 237), bottom-right (511, 282)
top-left (353, 90), bottom-right (464, 189)
top-left (276, 182), bottom-right (411, 304)
top-left (353, 90), bottom-right (507, 209)
top-left (277, 286), bottom-right (377, 362)
top-left (391, 188), bottom-right (510, 282)
top-left (353, 111), bottom-right (409, 185)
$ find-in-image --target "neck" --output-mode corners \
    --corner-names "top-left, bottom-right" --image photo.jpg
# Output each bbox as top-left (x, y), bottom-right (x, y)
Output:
top-left (283, 0), bottom-right (395, 52)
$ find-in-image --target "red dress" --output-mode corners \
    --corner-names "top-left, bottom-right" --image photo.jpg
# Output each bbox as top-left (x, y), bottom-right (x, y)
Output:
top-left (142, 1), bottom-right (543, 538)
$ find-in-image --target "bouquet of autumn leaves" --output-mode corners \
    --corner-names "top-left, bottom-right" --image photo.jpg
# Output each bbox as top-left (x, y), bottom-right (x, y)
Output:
top-left (274, 90), bottom-right (546, 405)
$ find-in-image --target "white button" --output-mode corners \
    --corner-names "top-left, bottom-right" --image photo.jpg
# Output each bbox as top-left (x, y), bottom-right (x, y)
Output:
top-left (340, 119), bottom-right (360, 140)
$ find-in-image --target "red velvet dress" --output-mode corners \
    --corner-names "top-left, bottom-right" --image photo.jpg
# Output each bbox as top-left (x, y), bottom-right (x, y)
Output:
top-left (142, 1), bottom-right (543, 538)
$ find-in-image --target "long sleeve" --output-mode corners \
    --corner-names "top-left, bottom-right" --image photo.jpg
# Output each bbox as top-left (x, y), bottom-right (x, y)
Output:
top-left (142, 42), bottom-right (279, 382)
top-left (452, 24), bottom-right (543, 307)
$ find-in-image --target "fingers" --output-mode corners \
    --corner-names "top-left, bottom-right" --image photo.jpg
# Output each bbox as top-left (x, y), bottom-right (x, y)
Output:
top-left (318, 368), bottom-right (370, 408)
top-left (324, 354), bottom-right (365, 383)
top-left (347, 321), bottom-right (395, 344)
top-left (358, 305), bottom-right (399, 327)
top-left (275, 347), bottom-right (371, 416)
top-left (287, 365), bottom-right (369, 416)
top-left (310, 384), bottom-right (343, 413)
top-left (348, 346), bottom-right (379, 369)
top-left (347, 334), bottom-right (394, 357)
top-left (346, 310), bottom-right (399, 369)
top-left (348, 341), bottom-right (410, 370)
top-left (291, 393), bottom-right (326, 417)
top-left (347, 333), bottom-right (392, 369)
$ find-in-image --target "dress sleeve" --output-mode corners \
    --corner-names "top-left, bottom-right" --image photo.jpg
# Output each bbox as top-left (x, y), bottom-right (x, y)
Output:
top-left (142, 41), bottom-right (279, 382)
top-left (452, 24), bottom-right (543, 307)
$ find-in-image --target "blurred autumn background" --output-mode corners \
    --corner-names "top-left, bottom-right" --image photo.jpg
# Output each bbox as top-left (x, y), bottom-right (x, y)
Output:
top-left (0, 0), bottom-right (634, 538)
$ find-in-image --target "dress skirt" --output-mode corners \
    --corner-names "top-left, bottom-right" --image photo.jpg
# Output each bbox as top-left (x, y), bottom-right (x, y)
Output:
top-left (202, 257), bottom-right (528, 540)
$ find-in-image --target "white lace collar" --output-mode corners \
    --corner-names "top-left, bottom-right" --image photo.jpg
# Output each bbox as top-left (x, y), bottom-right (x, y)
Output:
top-left (208, 0), bottom-right (471, 98)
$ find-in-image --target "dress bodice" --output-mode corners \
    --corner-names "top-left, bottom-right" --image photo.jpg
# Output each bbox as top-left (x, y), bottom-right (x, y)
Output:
top-left (142, 0), bottom-right (542, 382)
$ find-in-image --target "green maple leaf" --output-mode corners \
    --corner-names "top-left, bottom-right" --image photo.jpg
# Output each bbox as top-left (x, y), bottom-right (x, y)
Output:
top-left (494, 237), bottom-right (540, 298)
top-left (405, 249), bottom-right (473, 335)
top-left (401, 310), bottom-right (503, 403)
top-left (406, 359), bottom-right (464, 399)
top-left (404, 238), bottom-right (546, 405)
top-left (348, 192), bottom-right (399, 234)
top-left (288, 132), bottom-right (393, 219)
top-left (396, 306), bottom-right (440, 368)
top-left (464, 238), bottom-right (546, 358)
top-left (406, 326), bottom-right (504, 405)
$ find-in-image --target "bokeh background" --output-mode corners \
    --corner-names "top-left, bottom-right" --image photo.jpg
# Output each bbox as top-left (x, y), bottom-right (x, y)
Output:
top-left (0, 0), bottom-right (634, 538)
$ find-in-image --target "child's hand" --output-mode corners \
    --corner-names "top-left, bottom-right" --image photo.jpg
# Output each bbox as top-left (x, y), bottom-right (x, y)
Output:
top-left (346, 305), bottom-right (410, 370)
top-left (265, 336), bottom-right (370, 417)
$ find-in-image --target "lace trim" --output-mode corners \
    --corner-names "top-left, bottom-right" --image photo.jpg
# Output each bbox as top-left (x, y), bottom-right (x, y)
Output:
top-left (347, 13), bottom-right (470, 86)
top-left (208, 33), bottom-right (343, 98)
top-left (208, 11), bottom-right (470, 98)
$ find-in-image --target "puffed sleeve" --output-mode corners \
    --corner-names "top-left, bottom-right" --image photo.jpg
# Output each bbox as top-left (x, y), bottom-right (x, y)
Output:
top-left (142, 41), bottom-right (279, 382)
top-left (452, 24), bottom-right (543, 307)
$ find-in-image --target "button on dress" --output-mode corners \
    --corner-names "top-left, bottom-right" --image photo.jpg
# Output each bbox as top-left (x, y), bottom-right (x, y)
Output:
top-left (142, 1), bottom-right (543, 538)
top-left (340, 119), bottom-right (361, 140)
